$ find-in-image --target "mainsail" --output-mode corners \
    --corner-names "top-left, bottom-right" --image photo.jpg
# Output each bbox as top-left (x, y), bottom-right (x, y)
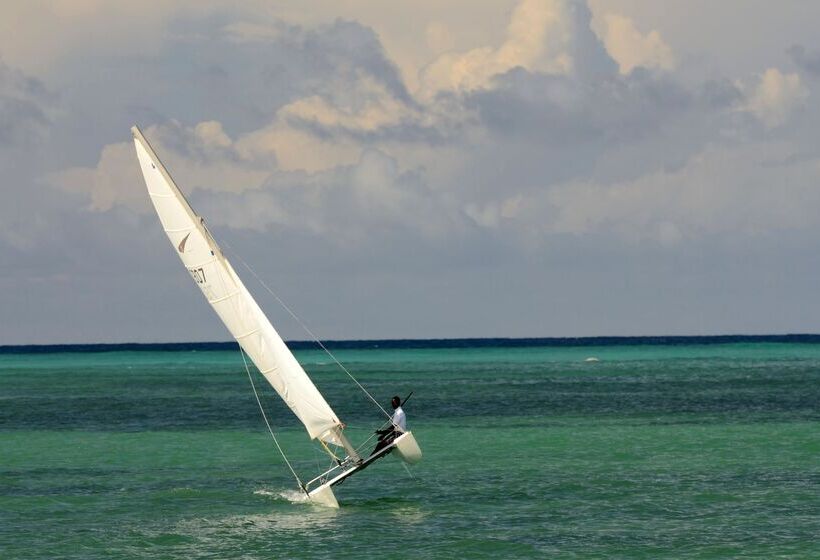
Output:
top-left (133, 125), bottom-right (421, 508)
top-left (131, 126), bottom-right (343, 445)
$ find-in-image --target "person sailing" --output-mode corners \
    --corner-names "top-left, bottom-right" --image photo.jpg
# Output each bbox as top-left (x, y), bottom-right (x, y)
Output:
top-left (371, 395), bottom-right (406, 456)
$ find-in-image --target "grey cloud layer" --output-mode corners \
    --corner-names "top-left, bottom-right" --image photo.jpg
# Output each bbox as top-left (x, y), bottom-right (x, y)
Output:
top-left (0, 60), bottom-right (52, 148)
top-left (3, 0), bottom-right (820, 343)
top-left (63, 4), bottom-right (795, 243)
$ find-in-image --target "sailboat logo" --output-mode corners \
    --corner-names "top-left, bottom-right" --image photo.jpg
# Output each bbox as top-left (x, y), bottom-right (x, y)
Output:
top-left (178, 232), bottom-right (191, 253)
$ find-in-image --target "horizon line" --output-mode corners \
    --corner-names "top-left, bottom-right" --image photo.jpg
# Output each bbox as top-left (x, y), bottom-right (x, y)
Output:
top-left (3, 333), bottom-right (820, 354)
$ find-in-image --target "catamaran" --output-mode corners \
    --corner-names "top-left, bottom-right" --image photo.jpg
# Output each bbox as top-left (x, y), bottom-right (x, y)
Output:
top-left (131, 126), bottom-right (421, 508)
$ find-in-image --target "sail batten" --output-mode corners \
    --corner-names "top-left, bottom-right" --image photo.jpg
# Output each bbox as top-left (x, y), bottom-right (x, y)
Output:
top-left (209, 291), bottom-right (241, 304)
top-left (132, 125), bottom-right (343, 443)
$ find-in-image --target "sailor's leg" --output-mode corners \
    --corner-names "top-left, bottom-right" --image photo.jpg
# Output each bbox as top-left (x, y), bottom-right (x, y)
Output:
top-left (370, 428), bottom-right (397, 456)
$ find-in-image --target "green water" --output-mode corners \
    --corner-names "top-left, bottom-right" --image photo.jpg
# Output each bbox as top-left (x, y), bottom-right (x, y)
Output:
top-left (1, 342), bottom-right (819, 558)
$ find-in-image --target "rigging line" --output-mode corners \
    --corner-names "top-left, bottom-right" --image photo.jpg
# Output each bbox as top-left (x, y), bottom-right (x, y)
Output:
top-left (214, 240), bottom-right (306, 490)
top-left (354, 431), bottom-right (380, 454)
top-left (224, 243), bottom-right (392, 421)
top-left (401, 462), bottom-right (417, 481)
top-left (239, 346), bottom-right (305, 492)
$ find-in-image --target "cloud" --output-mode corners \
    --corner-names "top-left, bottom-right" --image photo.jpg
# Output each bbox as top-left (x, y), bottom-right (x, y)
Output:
top-left (0, 1), bottom-right (240, 76)
top-left (194, 149), bottom-right (464, 244)
top-left (595, 13), bottom-right (674, 74)
top-left (524, 141), bottom-right (820, 244)
top-left (469, 66), bottom-right (690, 143)
top-left (425, 21), bottom-right (456, 55)
top-left (260, 18), bottom-right (413, 106)
top-left (51, 121), bottom-right (269, 212)
top-left (0, 59), bottom-right (53, 148)
top-left (275, 77), bottom-right (429, 144)
top-left (45, 14), bottom-right (468, 216)
top-left (419, 0), bottom-right (615, 96)
top-left (7, 0), bottom-right (820, 343)
top-left (50, 0), bottom-right (758, 250)
top-left (49, 115), bottom-right (464, 246)
top-left (40, 1), bottom-right (820, 256)
top-left (0, 60), bottom-right (58, 257)
top-left (741, 67), bottom-right (808, 127)
top-left (788, 44), bottom-right (820, 77)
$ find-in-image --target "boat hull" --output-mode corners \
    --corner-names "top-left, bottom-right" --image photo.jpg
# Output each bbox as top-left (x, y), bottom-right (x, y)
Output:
top-left (307, 483), bottom-right (339, 508)
top-left (307, 430), bottom-right (422, 507)
top-left (393, 431), bottom-right (422, 464)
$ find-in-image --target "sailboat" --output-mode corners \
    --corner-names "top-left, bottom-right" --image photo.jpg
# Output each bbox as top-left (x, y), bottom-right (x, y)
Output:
top-left (131, 126), bottom-right (421, 508)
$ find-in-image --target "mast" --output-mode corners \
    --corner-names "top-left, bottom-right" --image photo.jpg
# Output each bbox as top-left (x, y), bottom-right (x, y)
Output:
top-left (132, 125), bottom-right (355, 455)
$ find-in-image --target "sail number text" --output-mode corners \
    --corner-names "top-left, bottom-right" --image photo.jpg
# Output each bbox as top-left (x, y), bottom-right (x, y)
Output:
top-left (189, 267), bottom-right (207, 284)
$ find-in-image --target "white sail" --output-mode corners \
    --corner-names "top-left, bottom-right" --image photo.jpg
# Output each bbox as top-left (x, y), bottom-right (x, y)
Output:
top-left (132, 126), bottom-right (343, 444)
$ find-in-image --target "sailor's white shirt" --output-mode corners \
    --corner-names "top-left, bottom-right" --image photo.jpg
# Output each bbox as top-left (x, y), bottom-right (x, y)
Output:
top-left (392, 406), bottom-right (407, 432)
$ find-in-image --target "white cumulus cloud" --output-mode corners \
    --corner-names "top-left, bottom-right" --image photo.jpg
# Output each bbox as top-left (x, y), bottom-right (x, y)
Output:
top-left (419, 0), bottom-right (578, 95)
top-left (596, 13), bottom-right (674, 74)
top-left (742, 67), bottom-right (808, 128)
top-left (52, 121), bottom-right (269, 212)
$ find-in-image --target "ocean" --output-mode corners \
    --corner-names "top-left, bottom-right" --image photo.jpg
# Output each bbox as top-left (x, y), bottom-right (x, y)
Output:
top-left (1, 337), bottom-right (819, 559)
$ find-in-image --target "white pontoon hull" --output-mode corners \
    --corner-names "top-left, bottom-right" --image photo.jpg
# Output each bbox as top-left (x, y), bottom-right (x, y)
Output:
top-left (307, 431), bottom-right (422, 508)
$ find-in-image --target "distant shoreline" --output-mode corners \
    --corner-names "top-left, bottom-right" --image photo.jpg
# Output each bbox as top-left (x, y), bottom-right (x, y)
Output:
top-left (3, 334), bottom-right (820, 354)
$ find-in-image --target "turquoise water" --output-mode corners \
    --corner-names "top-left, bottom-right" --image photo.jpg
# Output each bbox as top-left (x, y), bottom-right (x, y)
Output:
top-left (2, 341), bottom-right (819, 558)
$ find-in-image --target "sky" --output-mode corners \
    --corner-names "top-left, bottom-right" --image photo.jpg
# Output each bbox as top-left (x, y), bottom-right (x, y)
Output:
top-left (3, 0), bottom-right (820, 344)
